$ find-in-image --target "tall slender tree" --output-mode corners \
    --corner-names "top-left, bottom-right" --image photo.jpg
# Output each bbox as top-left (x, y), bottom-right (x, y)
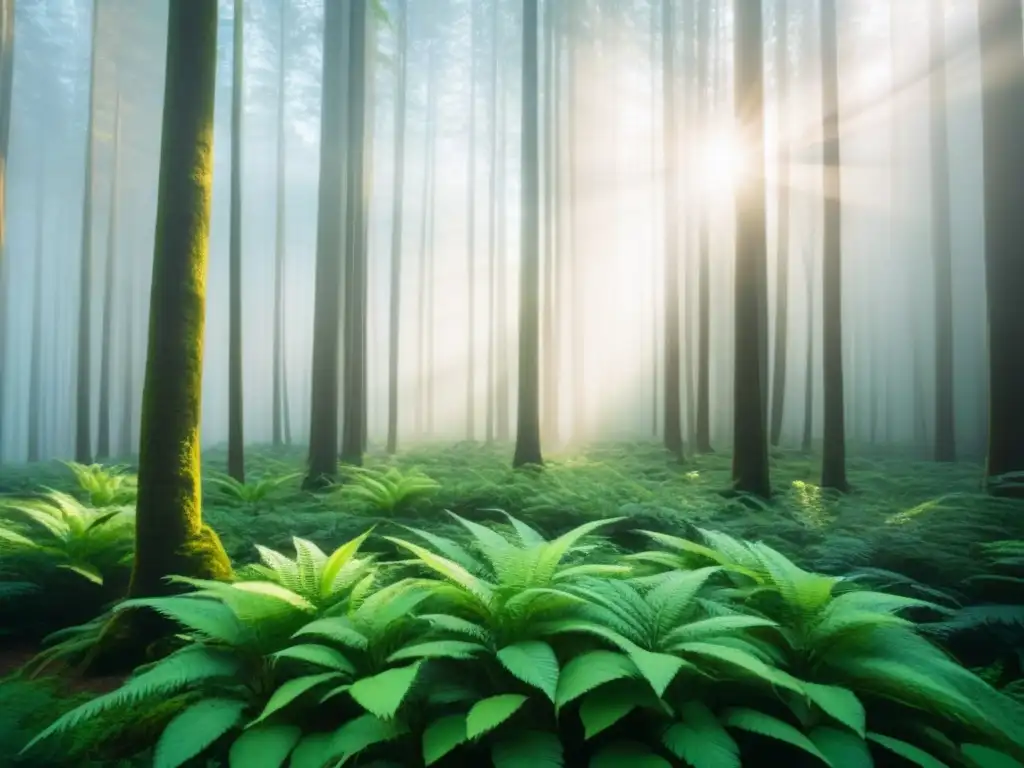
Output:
top-left (486, 0), bottom-right (500, 443)
top-left (227, 0), bottom-right (245, 481)
top-left (0, 0), bottom-right (14, 459)
top-left (731, 0), bottom-right (771, 498)
top-left (694, 0), bottom-right (713, 454)
top-left (769, 0), bottom-right (791, 448)
top-left (661, 0), bottom-right (683, 458)
top-left (97, 95), bottom-right (122, 460)
top-left (386, 0), bottom-right (408, 454)
top-left (305, 0), bottom-right (350, 488)
top-left (977, 0), bottom-right (1024, 494)
top-left (128, 0), bottom-right (231, 598)
top-left (272, 0), bottom-right (291, 448)
top-left (819, 0), bottom-right (847, 491)
top-left (513, 0), bottom-right (542, 468)
top-left (465, 0), bottom-right (478, 441)
top-left (928, 0), bottom-right (955, 463)
top-left (28, 163), bottom-right (45, 463)
top-left (75, 1), bottom-right (101, 465)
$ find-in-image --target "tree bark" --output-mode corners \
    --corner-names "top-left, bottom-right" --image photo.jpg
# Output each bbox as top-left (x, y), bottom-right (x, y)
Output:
top-left (128, 0), bottom-right (232, 598)
top-left (661, 0), bottom-right (683, 459)
top-left (227, 0), bottom-right (245, 482)
top-left (272, 0), bottom-right (289, 448)
top-left (513, 0), bottom-right (543, 468)
top-left (695, 0), bottom-right (712, 454)
top-left (305, 0), bottom-right (350, 488)
top-left (731, 0), bottom-right (771, 498)
top-left (819, 0), bottom-right (848, 492)
top-left (28, 163), bottom-right (44, 463)
top-left (466, 1), bottom-right (477, 441)
top-left (386, 0), bottom-right (408, 454)
top-left (97, 95), bottom-right (122, 461)
top-left (0, 0), bottom-right (13, 459)
top-left (928, 0), bottom-right (955, 463)
top-left (977, 0), bottom-right (1024, 493)
top-left (769, 0), bottom-right (791, 448)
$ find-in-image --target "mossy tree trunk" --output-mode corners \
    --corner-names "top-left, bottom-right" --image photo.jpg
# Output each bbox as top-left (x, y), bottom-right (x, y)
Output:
top-left (769, 0), bottom-right (791, 449)
top-left (227, 0), bottom-right (245, 482)
top-left (978, 0), bottom-right (1024, 494)
top-left (305, 0), bottom-right (350, 488)
top-left (731, 0), bottom-right (771, 498)
top-left (272, 0), bottom-right (291, 449)
top-left (386, 0), bottom-right (408, 455)
top-left (96, 95), bottom-right (121, 461)
top-left (76, 0), bottom-right (101, 465)
top-left (661, 0), bottom-right (683, 460)
top-left (128, 0), bottom-right (231, 599)
top-left (928, 0), bottom-right (955, 463)
top-left (513, 0), bottom-right (543, 469)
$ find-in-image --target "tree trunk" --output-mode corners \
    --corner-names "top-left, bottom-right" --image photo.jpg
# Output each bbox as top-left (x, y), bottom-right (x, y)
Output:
top-left (695, 0), bottom-right (712, 454)
top-left (0, 0), bottom-right (13, 459)
top-left (128, 0), bottom-right (232, 598)
top-left (75, 1), bottom-right (101, 465)
top-left (928, 0), bottom-right (955, 463)
top-left (386, 0), bottom-right (408, 455)
top-left (801, 245), bottom-right (814, 453)
top-left (272, 0), bottom-right (289, 448)
top-left (541, 0), bottom-right (559, 446)
top-left (340, 0), bottom-right (369, 467)
top-left (567, 2), bottom-right (583, 444)
top-left (466, 2), bottom-right (477, 442)
top-left (819, 0), bottom-right (847, 492)
top-left (769, 0), bottom-right (791, 448)
top-left (977, 0), bottom-right (1024, 492)
top-left (495, 40), bottom-right (510, 442)
top-left (416, 44), bottom-right (437, 438)
top-left (119, 246), bottom-right (135, 459)
top-left (661, 0), bottom-right (683, 459)
top-left (486, 0), bottom-right (500, 444)
top-left (731, 0), bottom-right (771, 498)
top-left (227, 0), bottom-right (245, 482)
top-left (305, 0), bottom-right (350, 488)
top-left (97, 95), bottom-right (122, 461)
top-left (649, 0), bottom-right (659, 437)
top-left (513, 0), bottom-right (543, 469)
top-left (28, 166), bottom-right (44, 463)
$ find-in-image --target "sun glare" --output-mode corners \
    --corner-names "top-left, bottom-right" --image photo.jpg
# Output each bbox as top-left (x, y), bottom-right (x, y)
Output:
top-left (697, 133), bottom-right (747, 197)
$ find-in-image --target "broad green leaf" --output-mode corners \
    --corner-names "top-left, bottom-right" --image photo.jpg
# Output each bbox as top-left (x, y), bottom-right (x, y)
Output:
top-left (292, 616), bottom-right (370, 650)
top-left (809, 726), bottom-right (873, 768)
top-left (387, 640), bottom-right (486, 662)
top-left (661, 701), bottom-right (740, 768)
top-left (556, 650), bottom-right (638, 710)
top-left (384, 536), bottom-right (494, 602)
top-left (320, 528), bottom-right (374, 598)
top-left (419, 613), bottom-right (489, 641)
top-left (628, 647), bottom-right (691, 698)
top-left (467, 694), bottom-right (529, 740)
top-left (961, 743), bottom-right (1024, 768)
top-left (497, 642), bottom-right (559, 702)
top-left (590, 742), bottom-right (672, 768)
top-left (349, 663), bottom-right (422, 719)
top-left (154, 697), bottom-right (248, 768)
top-left (867, 733), bottom-right (947, 768)
top-left (228, 724), bottom-right (302, 768)
top-left (423, 714), bottom-right (468, 766)
top-left (272, 644), bottom-right (356, 674)
top-left (802, 682), bottom-right (865, 737)
top-left (282, 732), bottom-right (331, 768)
top-left (250, 672), bottom-right (343, 726)
top-left (59, 562), bottom-right (104, 585)
top-left (579, 686), bottom-right (643, 739)
top-left (326, 713), bottom-right (407, 764)
top-left (491, 730), bottom-right (564, 768)
top-left (722, 708), bottom-right (831, 765)
top-left (678, 641), bottom-right (802, 695)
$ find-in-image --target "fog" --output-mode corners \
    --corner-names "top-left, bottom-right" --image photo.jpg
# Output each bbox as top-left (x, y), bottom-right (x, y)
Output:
top-left (0, 0), bottom-right (994, 464)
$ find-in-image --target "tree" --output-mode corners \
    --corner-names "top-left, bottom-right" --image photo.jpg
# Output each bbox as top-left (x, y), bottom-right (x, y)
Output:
top-left (661, 0), bottom-right (683, 459)
top-left (0, 0), bottom-right (13, 459)
top-left (928, 0), bottom-right (955, 462)
top-left (339, 0), bottom-right (370, 467)
top-left (386, 0), bottom-right (408, 455)
top-left (694, 0), bottom-right (713, 454)
top-left (128, 0), bottom-right (232, 598)
top-left (977, 0), bottom-right (1024, 494)
top-left (272, 0), bottom-right (292, 448)
top-left (97, 95), bottom-right (122, 460)
top-left (465, 0), bottom-right (478, 441)
top-left (75, 0), bottom-right (101, 465)
top-left (819, 0), bottom-right (847, 492)
top-left (227, 0), bottom-right (245, 482)
top-left (28, 163), bottom-right (44, 463)
top-left (769, 0), bottom-right (791, 448)
top-left (513, 0), bottom-right (542, 469)
top-left (731, 0), bottom-right (771, 498)
top-left (305, 0), bottom-right (350, 488)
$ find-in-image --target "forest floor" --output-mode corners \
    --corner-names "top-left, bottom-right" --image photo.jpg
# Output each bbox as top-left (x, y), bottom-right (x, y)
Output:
top-left (1, 441), bottom-right (1023, 765)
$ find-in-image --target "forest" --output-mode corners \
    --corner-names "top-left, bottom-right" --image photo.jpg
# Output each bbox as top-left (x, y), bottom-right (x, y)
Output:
top-left (0, 0), bottom-right (1023, 765)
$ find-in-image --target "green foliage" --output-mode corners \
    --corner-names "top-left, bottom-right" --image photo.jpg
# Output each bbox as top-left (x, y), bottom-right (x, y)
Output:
top-left (63, 462), bottom-right (138, 508)
top-left (22, 516), bottom-right (1024, 768)
top-left (330, 465), bottom-right (441, 515)
top-left (204, 472), bottom-right (302, 508)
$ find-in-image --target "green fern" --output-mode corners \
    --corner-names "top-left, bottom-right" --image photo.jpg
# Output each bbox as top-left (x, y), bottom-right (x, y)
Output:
top-left (204, 472), bottom-right (301, 507)
top-left (62, 462), bottom-right (138, 508)
top-left (330, 466), bottom-right (441, 515)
